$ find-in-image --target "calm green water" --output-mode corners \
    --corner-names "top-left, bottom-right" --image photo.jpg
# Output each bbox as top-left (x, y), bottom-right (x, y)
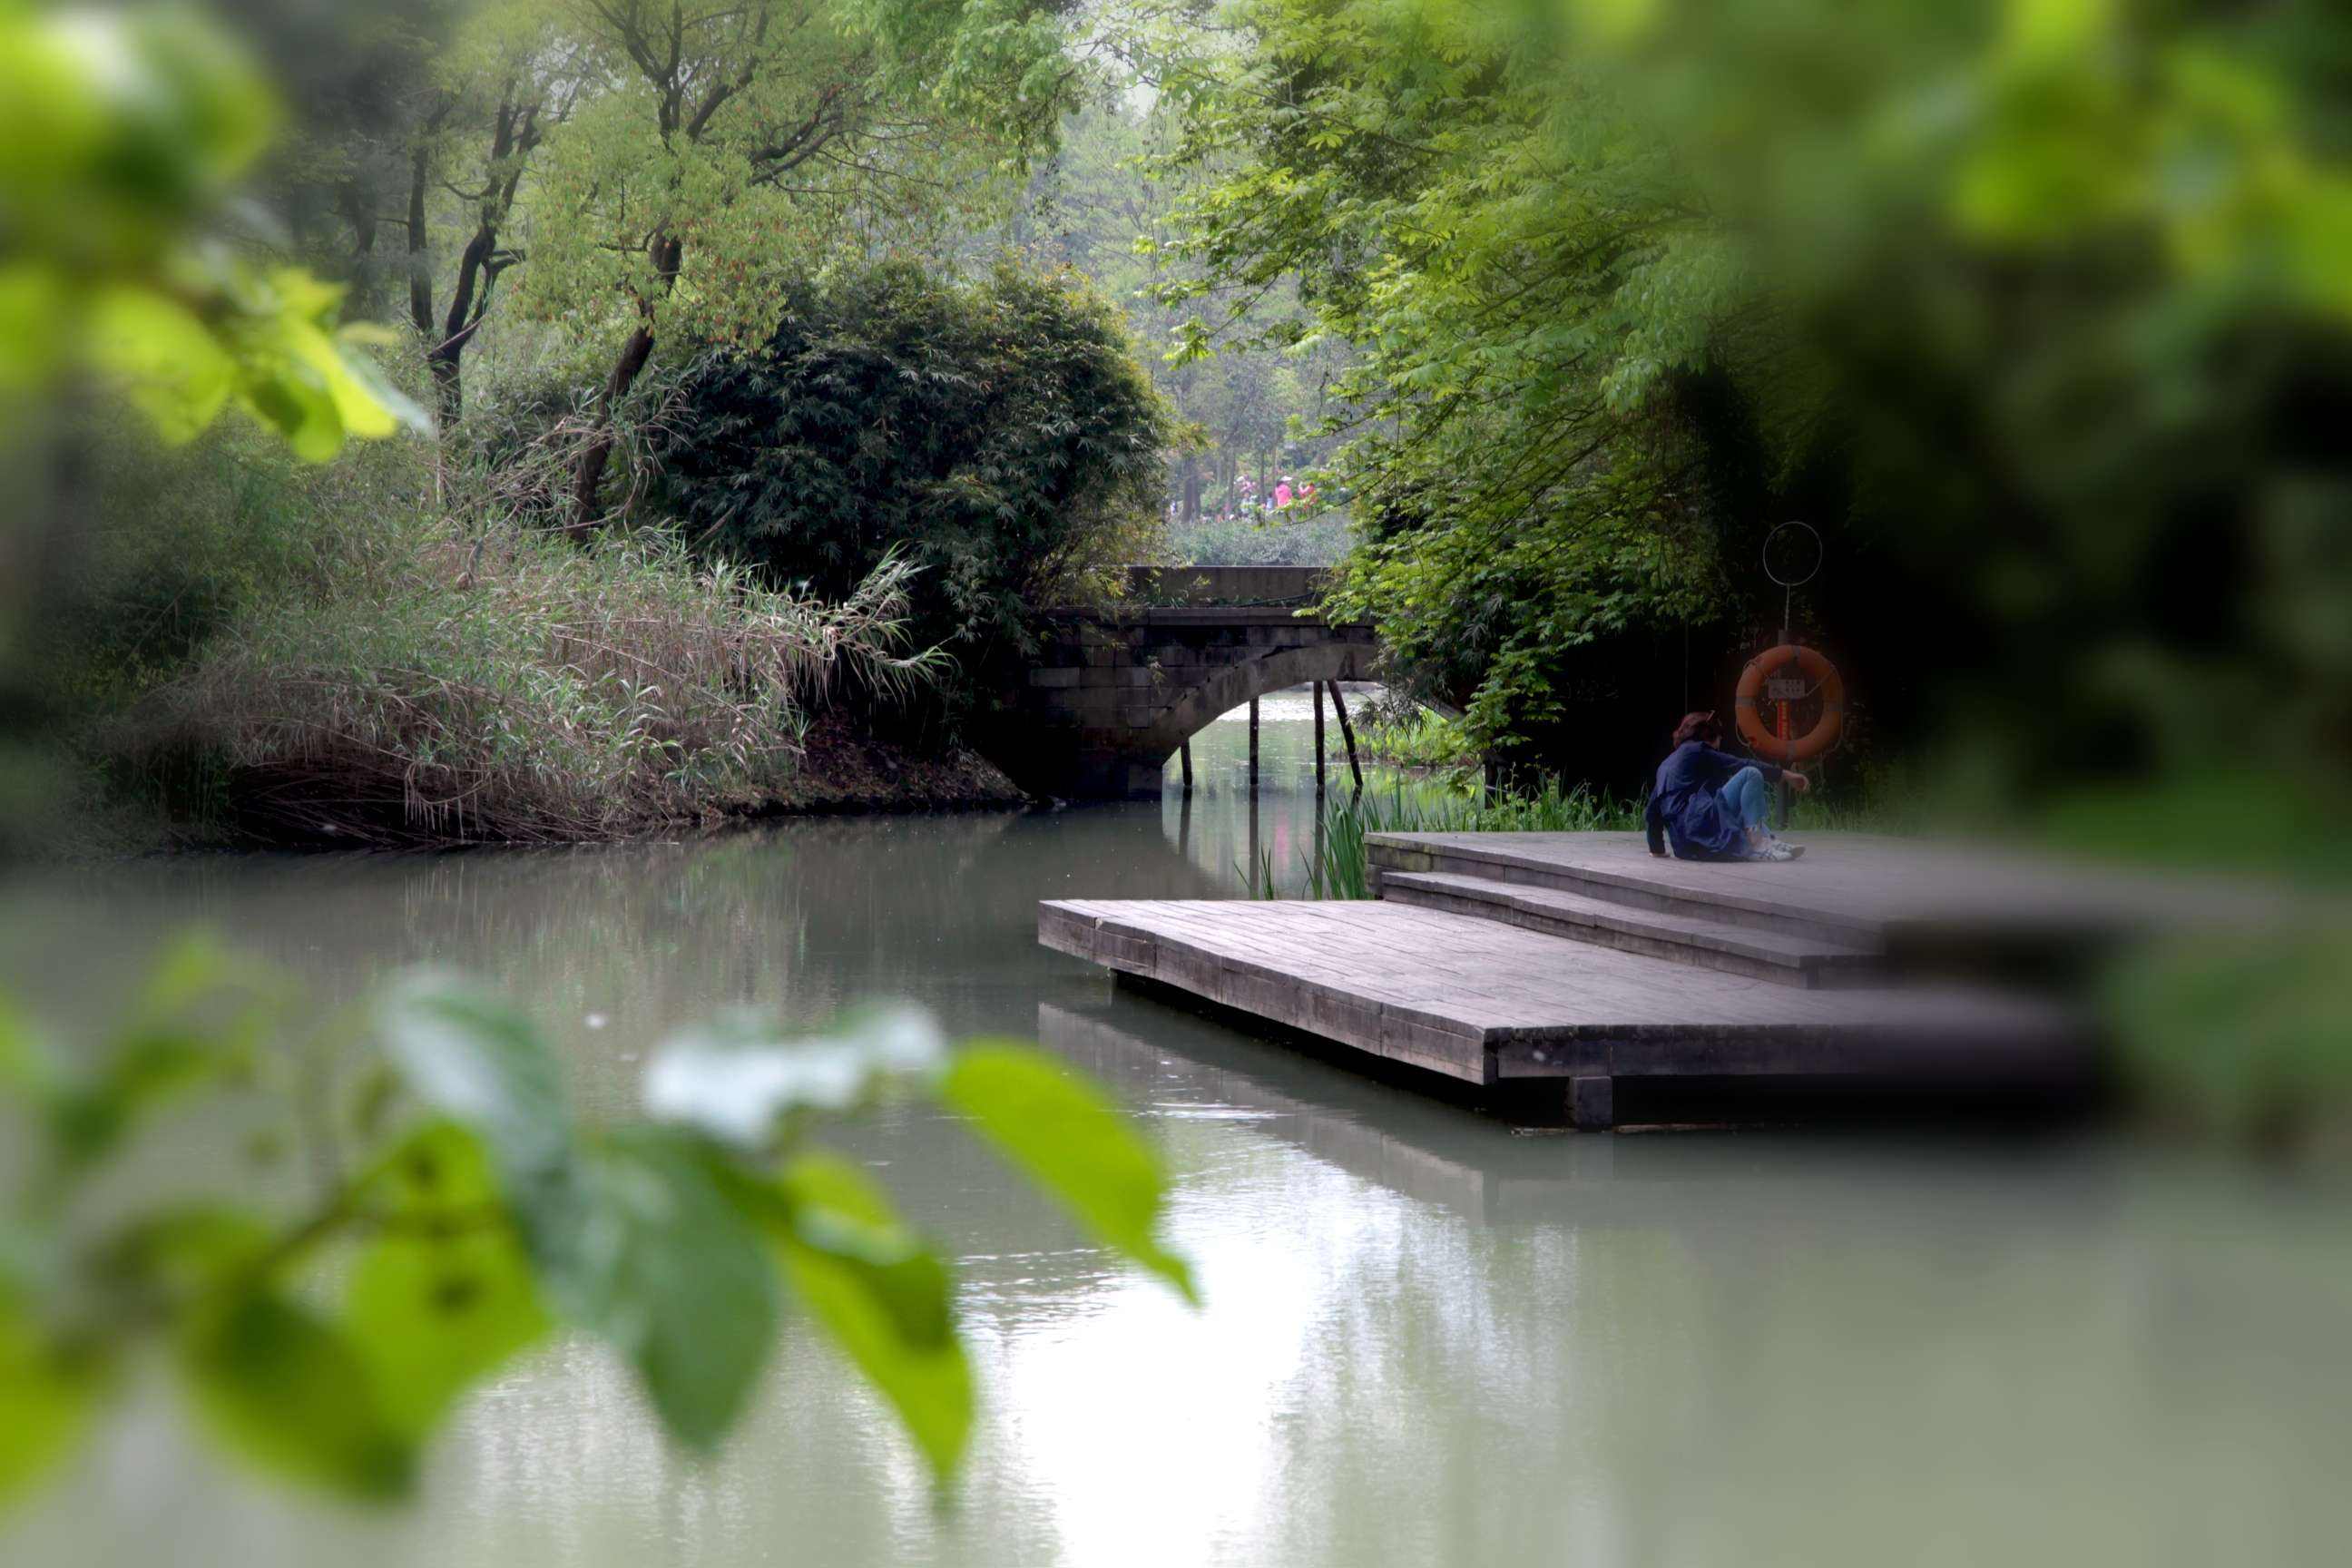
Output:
top-left (5, 691), bottom-right (2348, 1567)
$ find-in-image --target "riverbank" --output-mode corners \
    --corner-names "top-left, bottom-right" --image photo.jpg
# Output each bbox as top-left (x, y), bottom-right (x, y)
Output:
top-left (754, 713), bottom-right (1027, 817)
top-left (96, 720), bottom-right (1029, 853)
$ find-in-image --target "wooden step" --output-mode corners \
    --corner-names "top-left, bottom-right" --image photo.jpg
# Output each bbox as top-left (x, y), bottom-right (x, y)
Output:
top-left (1379, 871), bottom-right (1882, 988)
top-left (1365, 831), bottom-right (1883, 948)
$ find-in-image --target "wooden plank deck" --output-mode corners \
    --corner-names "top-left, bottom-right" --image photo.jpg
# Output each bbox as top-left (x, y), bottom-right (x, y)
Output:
top-left (1377, 868), bottom-right (1880, 986)
top-left (1040, 897), bottom-right (2080, 1093)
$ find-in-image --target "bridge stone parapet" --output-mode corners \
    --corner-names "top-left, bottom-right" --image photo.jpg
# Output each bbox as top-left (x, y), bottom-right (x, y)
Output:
top-left (993, 568), bottom-right (1377, 799)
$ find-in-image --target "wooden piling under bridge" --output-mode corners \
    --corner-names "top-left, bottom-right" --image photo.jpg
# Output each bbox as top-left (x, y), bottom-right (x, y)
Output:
top-left (1039, 831), bottom-right (2292, 1127)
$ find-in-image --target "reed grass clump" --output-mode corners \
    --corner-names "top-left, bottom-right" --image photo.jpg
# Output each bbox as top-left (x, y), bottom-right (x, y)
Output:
top-left (123, 518), bottom-right (943, 845)
top-left (1251, 777), bottom-right (1642, 899)
top-left (44, 396), bottom-right (964, 848)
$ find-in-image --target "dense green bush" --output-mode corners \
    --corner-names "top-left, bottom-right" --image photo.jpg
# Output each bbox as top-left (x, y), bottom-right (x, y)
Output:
top-left (651, 262), bottom-right (1175, 693)
top-left (1168, 510), bottom-right (1354, 566)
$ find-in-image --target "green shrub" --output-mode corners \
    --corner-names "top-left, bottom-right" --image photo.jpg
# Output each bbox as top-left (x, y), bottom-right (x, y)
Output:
top-left (1168, 511), bottom-right (1354, 566)
top-left (1345, 707), bottom-right (1477, 774)
top-left (652, 261), bottom-right (1176, 694)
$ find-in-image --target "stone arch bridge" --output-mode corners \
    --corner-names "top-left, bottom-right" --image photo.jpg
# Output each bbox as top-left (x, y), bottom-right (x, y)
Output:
top-left (995, 566), bottom-right (1377, 800)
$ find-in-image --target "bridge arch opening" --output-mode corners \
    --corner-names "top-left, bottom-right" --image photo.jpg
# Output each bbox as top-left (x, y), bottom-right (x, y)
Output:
top-left (1141, 642), bottom-right (1375, 769)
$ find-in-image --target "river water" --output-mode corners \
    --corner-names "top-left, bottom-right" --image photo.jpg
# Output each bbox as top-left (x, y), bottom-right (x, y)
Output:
top-left (5, 690), bottom-right (2347, 1566)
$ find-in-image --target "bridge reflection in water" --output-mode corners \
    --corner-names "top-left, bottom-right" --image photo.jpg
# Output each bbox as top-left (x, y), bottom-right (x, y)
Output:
top-left (1155, 681), bottom-right (1396, 897)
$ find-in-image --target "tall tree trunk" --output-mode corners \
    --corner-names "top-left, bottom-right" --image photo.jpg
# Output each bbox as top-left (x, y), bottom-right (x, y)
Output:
top-left (338, 181), bottom-right (380, 319)
top-left (426, 102), bottom-right (539, 425)
top-left (567, 232), bottom-right (681, 535)
top-left (427, 227), bottom-right (494, 424)
top-left (406, 141), bottom-right (433, 341)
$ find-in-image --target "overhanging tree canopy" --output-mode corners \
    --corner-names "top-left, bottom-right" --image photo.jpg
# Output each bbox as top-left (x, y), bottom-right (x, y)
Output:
top-left (1143, 0), bottom-right (2352, 793)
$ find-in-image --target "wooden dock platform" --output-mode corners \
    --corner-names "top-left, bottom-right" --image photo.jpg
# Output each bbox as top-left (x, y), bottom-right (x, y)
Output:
top-left (1040, 897), bottom-right (2082, 1126)
top-left (1040, 832), bottom-right (2285, 1126)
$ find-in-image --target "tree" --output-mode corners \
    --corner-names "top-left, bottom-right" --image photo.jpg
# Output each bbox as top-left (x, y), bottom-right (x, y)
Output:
top-left (511, 0), bottom-right (1083, 528)
top-left (397, 3), bottom-right (582, 420)
top-left (1148, 0), bottom-right (2352, 799)
top-left (239, 1), bottom-right (575, 423)
top-left (1000, 99), bottom-right (1354, 526)
top-left (1143, 0), bottom-right (1727, 758)
top-left (225, 0), bottom-right (447, 323)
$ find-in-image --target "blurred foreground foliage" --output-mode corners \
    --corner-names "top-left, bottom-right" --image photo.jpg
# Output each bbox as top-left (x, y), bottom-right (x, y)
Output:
top-left (0, 1), bottom-right (426, 456)
top-left (0, 939), bottom-right (1194, 1506)
top-left (2108, 928), bottom-right (2352, 1157)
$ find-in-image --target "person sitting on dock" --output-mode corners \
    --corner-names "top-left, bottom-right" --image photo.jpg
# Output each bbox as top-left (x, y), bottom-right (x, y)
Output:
top-left (1645, 711), bottom-right (1809, 862)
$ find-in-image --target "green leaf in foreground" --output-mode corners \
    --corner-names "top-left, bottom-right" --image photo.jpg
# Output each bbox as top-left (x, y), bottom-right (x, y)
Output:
top-left (177, 1292), bottom-right (414, 1501)
top-left (939, 1044), bottom-right (1196, 1303)
top-left (50, 1031), bottom-right (234, 1171)
top-left (375, 975), bottom-right (571, 1181)
top-left (554, 1132), bottom-right (779, 1453)
top-left (762, 1152), bottom-right (971, 1475)
top-left (0, 994), bottom-right (64, 1105)
top-left (90, 1206), bottom-right (272, 1303)
top-left (643, 1004), bottom-right (946, 1149)
top-left (348, 1123), bottom-right (550, 1437)
top-left (0, 1303), bottom-right (109, 1507)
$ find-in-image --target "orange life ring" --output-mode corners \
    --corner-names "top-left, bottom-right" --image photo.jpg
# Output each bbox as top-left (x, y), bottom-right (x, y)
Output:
top-left (1735, 643), bottom-right (1845, 764)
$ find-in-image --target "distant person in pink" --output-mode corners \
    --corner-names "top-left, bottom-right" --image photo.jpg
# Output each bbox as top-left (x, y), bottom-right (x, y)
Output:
top-left (1274, 478), bottom-right (1294, 509)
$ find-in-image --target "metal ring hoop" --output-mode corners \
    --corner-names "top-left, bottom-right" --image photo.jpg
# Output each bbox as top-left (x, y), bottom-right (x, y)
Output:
top-left (1762, 520), bottom-right (1822, 590)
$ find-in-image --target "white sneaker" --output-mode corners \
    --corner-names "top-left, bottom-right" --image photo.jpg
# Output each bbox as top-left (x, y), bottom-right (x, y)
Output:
top-left (1761, 841), bottom-right (1803, 862)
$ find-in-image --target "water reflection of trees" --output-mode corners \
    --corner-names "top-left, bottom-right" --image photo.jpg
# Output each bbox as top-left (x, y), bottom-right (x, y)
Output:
top-left (3, 808), bottom-right (1230, 1105)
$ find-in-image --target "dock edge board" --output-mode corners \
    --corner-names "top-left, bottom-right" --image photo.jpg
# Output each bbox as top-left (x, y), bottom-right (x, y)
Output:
top-left (1039, 899), bottom-right (2091, 1095)
top-left (1039, 900), bottom-right (1494, 1084)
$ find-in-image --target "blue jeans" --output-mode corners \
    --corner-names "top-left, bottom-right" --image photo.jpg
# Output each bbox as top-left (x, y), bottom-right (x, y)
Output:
top-left (1721, 767), bottom-right (1771, 840)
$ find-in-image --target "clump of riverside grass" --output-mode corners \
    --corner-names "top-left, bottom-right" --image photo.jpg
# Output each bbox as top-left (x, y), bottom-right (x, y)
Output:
top-left (1247, 778), bottom-right (1642, 899)
top-left (74, 407), bottom-right (947, 847)
top-left (146, 524), bottom-right (942, 843)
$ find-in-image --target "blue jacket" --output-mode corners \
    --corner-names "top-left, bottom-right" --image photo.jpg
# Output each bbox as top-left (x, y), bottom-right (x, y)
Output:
top-left (1644, 742), bottom-right (1780, 860)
